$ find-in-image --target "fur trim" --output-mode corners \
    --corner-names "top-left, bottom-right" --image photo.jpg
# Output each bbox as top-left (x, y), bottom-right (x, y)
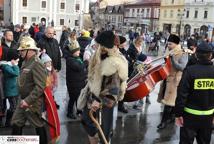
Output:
top-left (101, 54), bottom-right (128, 81)
top-left (88, 49), bottom-right (128, 99)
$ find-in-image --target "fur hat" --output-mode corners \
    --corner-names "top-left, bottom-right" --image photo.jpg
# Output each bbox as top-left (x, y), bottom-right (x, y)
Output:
top-left (18, 36), bottom-right (40, 51)
top-left (95, 31), bottom-right (115, 49)
top-left (196, 41), bottom-right (213, 53)
top-left (168, 34), bottom-right (180, 44)
top-left (41, 53), bottom-right (52, 64)
top-left (119, 36), bottom-right (126, 45)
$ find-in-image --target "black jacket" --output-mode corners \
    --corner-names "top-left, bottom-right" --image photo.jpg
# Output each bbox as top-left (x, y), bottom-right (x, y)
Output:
top-left (77, 36), bottom-right (92, 58)
top-left (59, 30), bottom-right (70, 49)
top-left (37, 35), bottom-right (61, 71)
top-left (127, 43), bottom-right (139, 76)
top-left (186, 54), bottom-right (198, 67)
top-left (1, 40), bottom-right (18, 61)
top-left (175, 60), bottom-right (214, 128)
top-left (65, 54), bottom-right (87, 88)
top-left (13, 31), bottom-right (21, 43)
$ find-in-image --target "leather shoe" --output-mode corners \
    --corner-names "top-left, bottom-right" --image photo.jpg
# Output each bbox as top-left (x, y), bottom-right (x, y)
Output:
top-left (157, 122), bottom-right (167, 129)
top-left (118, 106), bottom-right (128, 113)
top-left (67, 113), bottom-right (76, 119)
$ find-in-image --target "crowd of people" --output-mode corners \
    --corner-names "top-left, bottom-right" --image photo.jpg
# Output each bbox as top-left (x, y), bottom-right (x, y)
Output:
top-left (0, 21), bottom-right (213, 144)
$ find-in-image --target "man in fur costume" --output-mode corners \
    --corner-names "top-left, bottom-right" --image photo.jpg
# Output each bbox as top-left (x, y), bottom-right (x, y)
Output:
top-left (80, 31), bottom-right (128, 144)
top-left (157, 34), bottom-right (188, 130)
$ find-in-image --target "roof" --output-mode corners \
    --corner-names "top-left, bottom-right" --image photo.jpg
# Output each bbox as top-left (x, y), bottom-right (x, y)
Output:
top-left (104, 5), bottom-right (124, 14)
top-left (125, 0), bottom-right (161, 6)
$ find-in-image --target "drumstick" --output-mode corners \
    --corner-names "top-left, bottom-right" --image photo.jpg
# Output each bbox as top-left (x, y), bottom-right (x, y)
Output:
top-left (89, 109), bottom-right (109, 144)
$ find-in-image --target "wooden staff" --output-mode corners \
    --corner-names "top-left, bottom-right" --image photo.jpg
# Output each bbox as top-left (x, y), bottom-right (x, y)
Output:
top-left (89, 109), bottom-right (109, 144)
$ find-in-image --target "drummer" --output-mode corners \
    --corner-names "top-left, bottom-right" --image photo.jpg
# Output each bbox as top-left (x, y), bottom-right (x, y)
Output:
top-left (157, 34), bottom-right (188, 130)
top-left (132, 53), bottom-right (152, 109)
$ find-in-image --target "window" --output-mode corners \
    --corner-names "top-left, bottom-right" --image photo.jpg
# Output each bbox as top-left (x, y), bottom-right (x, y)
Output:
top-left (22, 17), bottom-right (27, 23)
top-left (164, 10), bottom-right (167, 18)
top-left (204, 11), bottom-right (208, 18)
top-left (137, 9), bottom-right (140, 13)
top-left (42, 1), bottom-right (46, 8)
top-left (194, 10), bottom-right (198, 18)
top-left (132, 9), bottom-right (135, 17)
top-left (60, 19), bottom-right (64, 25)
top-left (23, 0), bottom-right (27, 7)
top-left (171, 10), bottom-right (174, 18)
top-left (141, 9), bottom-right (144, 18)
top-left (146, 8), bottom-right (150, 17)
top-left (31, 17), bottom-right (36, 22)
top-left (60, 2), bottom-right (65, 9)
top-left (186, 10), bottom-right (189, 18)
top-left (75, 20), bottom-right (79, 26)
top-left (75, 4), bottom-right (80, 11)
top-left (172, 0), bottom-right (174, 4)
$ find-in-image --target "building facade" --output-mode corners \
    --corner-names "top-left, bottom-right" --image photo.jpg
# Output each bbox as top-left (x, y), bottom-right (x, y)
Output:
top-left (4, 0), bottom-right (89, 29)
top-left (159, 0), bottom-right (185, 35)
top-left (103, 5), bottom-right (124, 31)
top-left (123, 0), bottom-right (160, 33)
top-left (183, 0), bottom-right (214, 38)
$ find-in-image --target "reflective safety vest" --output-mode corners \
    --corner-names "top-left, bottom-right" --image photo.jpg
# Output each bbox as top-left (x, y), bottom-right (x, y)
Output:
top-left (184, 107), bottom-right (214, 116)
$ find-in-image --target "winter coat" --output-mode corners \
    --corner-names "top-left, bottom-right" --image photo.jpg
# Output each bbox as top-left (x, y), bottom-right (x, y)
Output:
top-left (13, 31), bottom-right (21, 43)
top-left (59, 30), bottom-right (70, 49)
top-left (65, 54), bottom-right (87, 89)
top-left (158, 45), bottom-right (188, 106)
top-left (2, 64), bottom-right (19, 97)
top-left (127, 43), bottom-right (140, 76)
top-left (37, 35), bottom-right (61, 71)
top-left (77, 36), bottom-right (92, 58)
top-left (1, 40), bottom-right (18, 61)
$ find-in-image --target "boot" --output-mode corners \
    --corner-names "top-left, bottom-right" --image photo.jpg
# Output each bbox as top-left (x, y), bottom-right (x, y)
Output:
top-left (5, 110), bottom-right (13, 127)
top-left (67, 113), bottom-right (76, 119)
top-left (157, 106), bottom-right (172, 130)
top-left (145, 96), bottom-right (151, 104)
top-left (0, 117), bottom-right (3, 127)
top-left (55, 101), bottom-right (60, 110)
top-left (11, 125), bottom-right (23, 135)
top-left (35, 127), bottom-right (47, 144)
top-left (118, 101), bottom-right (128, 113)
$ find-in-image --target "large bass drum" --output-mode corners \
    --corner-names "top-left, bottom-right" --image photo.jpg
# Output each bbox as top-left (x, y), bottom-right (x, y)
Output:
top-left (123, 57), bottom-right (171, 102)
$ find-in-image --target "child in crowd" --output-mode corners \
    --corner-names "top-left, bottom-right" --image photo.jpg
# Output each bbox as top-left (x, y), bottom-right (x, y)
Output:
top-left (1, 50), bottom-right (20, 127)
top-left (65, 42), bottom-right (87, 119)
top-left (41, 53), bottom-right (59, 109)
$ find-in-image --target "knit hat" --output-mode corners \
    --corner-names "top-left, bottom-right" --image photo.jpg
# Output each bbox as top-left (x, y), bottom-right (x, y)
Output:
top-left (168, 34), bottom-right (180, 44)
top-left (196, 41), bottom-right (213, 53)
top-left (95, 31), bottom-right (115, 49)
top-left (15, 24), bottom-right (21, 29)
top-left (83, 31), bottom-right (90, 37)
top-left (67, 41), bottom-right (80, 54)
top-left (119, 36), bottom-right (126, 45)
top-left (137, 53), bottom-right (147, 62)
top-left (41, 53), bottom-right (52, 64)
